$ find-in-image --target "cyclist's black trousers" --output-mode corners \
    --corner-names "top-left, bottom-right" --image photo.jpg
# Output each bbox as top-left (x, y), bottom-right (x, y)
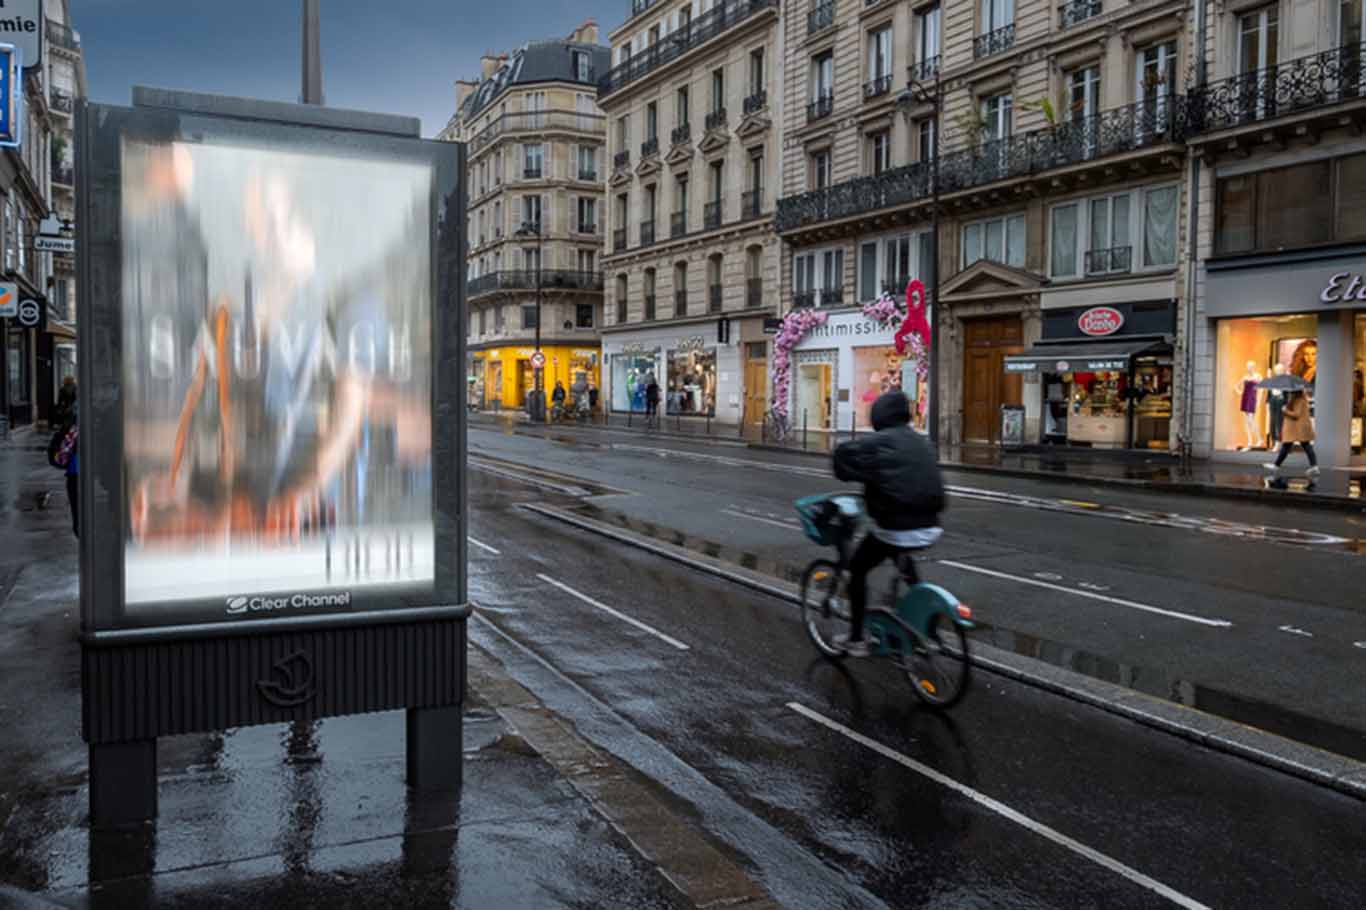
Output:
top-left (848, 534), bottom-right (917, 641)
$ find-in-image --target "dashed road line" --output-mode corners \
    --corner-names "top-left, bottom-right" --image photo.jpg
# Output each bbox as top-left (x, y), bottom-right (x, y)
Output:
top-left (720, 507), bottom-right (801, 530)
top-left (537, 573), bottom-right (690, 651)
top-left (788, 702), bottom-right (1212, 910)
top-left (469, 536), bottom-right (501, 555)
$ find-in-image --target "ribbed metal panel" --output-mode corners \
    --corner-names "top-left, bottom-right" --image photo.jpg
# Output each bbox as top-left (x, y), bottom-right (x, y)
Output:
top-left (82, 619), bottom-right (466, 744)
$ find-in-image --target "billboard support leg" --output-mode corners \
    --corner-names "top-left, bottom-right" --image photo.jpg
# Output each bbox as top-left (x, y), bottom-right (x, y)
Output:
top-left (406, 705), bottom-right (463, 790)
top-left (90, 739), bottom-right (157, 828)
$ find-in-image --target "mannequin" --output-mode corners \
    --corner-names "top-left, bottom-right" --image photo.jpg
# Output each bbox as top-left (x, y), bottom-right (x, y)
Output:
top-left (1236, 361), bottom-right (1262, 450)
top-left (1266, 363), bottom-right (1288, 448)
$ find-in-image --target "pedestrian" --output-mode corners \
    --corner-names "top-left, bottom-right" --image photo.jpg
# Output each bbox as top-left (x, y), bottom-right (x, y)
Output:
top-left (56, 376), bottom-right (77, 424)
top-left (551, 380), bottom-right (567, 420)
top-left (1264, 389), bottom-right (1319, 477)
top-left (645, 375), bottom-right (661, 427)
top-left (54, 405), bottom-right (79, 537)
top-left (588, 383), bottom-right (599, 412)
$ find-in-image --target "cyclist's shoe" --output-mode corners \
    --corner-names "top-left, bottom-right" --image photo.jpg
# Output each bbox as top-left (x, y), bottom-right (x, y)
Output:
top-left (833, 633), bottom-right (871, 658)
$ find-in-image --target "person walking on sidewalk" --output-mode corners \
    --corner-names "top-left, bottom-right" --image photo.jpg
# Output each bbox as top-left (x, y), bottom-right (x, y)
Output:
top-left (1264, 390), bottom-right (1319, 476)
top-left (645, 375), bottom-right (661, 428)
top-left (54, 406), bottom-right (79, 537)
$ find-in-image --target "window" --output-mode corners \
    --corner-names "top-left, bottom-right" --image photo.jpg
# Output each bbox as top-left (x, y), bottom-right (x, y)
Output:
top-left (648, 24), bottom-right (661, 45)
top-left (810, 149), bottom-right (832, 190)
top-left (981, 0), bottom-right (1014, 34)
top-left (479, 308), bottom-right (487, 336)
top-left (522, 195), bottom-right (542, 231)
top-left (1137, 40), bottom-right (1177, 129)
top-left (1344, 0), bottom-right (1365, 47)
top-left (578, 249), bottom-right (596, 274)
top-left (524, 143), bottom-right (543, 178)
top-left (577, 92), bottom-right (595, 130)
top-left (617, 115), bottom-right (630, 151)
top-left (644, 268), bottom-right (657, 320)
top-left (494, 201), bottom-right (502, 236)
top-left (577, 197), bottom-right (597, 233)
top-left (982, 93), bottom-right (1012, 142)
top-left (961, 213), bottom-right (1025, 268)
top-left (1142, 185), bottom-right (1179, 268)
top-left (1238, 6), bottom-right (1278, 76)
top-left (748, 148), bottom-right (763, 193)
top-left (858, 230), bottom-right (932, 302)
top-left (1069, 65), bottom-right (1101, 122)
top-left (709, 161), bottom-right (724, 204)
top-left (675, 261), bottom-right (688, 292)
top-left (675, 175), bottom-right (689, 216)
top-left (676, 86), bottom-right (690, 126)
top-left (522, 245), bottom-right (541, 272)
top-left (1048, 186), bottom-right (1179, 278)
top-left (521, 305), bottom-right (539, 330)
top-left (616, 274), bottom-right (628, 323)
top-left (708, 254), bottom-right (724, 312)
top-left (916, 4), bottom-right (941, 65)
top-left (867, 26), bottom-right (892, 81)
top-left (578, 145), bottom-right (597, 179)
top-left (1213, 155), bottom-right (1366, 254)
top-left (645, 183), bottom-right (658, 220)
top-left (917, 119), bottom-right (937, 163)
top-left (646, 101), bottom-right (659, 140)
top-left (680, 4), bottom-right (692, 30)
top-left (576, 303), bottom-right (595, 328)
top-left (794, 249), bottom-right (846, 306)
top-left (573, 50), bottom-right (592, 82)
top-left (811, 51), bottom-right (834, 102)
top-left (869, 130), bottom-right (891, 175)
top-left (711, 67), bottom-right (725, 112)
top-left (749, 48), bottom-right (765, 95)
top-left (524, 91), bottom-right (546, 128)
top-left (495, 305), bottom-right (505, 332)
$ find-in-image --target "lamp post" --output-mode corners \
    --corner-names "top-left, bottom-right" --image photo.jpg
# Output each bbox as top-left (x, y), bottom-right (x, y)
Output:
top-left (515, 220), bottom-right (545, 422)
top-left (897, 65), bottom-right (942, 447)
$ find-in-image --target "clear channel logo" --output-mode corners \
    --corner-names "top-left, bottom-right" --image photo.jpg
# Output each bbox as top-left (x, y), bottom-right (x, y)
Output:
top-left (225, 591), bottom-right (353, 615)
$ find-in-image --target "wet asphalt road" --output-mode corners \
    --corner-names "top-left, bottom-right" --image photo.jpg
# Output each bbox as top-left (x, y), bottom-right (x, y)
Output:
top-left (464, 464), bottom-right (1366, 908)
top-left (469, 424), bottom-right (1366, 757)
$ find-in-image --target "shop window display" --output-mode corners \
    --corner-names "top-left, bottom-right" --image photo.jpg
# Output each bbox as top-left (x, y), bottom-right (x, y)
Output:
top-left (853, 345), bottom-right (928, 432)
top-left (665, 346), bottom-right (717, 416)
top-left (611, 351), bottom-right (661, 412)
top-left (1214, 315), bottom-right (1317, 452)
top-left (1355, 315), bottom-right (1365, 452)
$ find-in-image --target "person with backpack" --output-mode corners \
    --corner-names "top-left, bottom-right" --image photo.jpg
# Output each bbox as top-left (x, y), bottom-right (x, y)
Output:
top-left (51, 404), bottom-right (79, 537)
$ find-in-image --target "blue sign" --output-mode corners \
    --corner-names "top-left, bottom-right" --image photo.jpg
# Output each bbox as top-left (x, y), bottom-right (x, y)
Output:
top-left (0, 44), bottom-right (19, 149)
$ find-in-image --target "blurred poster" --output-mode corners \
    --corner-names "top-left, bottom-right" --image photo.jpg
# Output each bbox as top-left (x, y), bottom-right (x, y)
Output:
top-left (120, 136), bottom-right (434, 609)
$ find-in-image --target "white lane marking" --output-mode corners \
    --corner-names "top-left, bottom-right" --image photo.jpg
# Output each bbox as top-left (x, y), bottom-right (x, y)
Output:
top-left (1277, 624), bottom-right (1314, 638)
top-left (938, 560), bottom-right (1233, 628)
top-left (720, 508), bottom-right (801, 530)
top-left (537, 573), bottom-right (690, 651)
top-left (1355, 641), bottom-right (1366, 650)
top-left (469, 536), bottom-right (501, 555)
top-left (787, 702), bottom-right (1212, 910)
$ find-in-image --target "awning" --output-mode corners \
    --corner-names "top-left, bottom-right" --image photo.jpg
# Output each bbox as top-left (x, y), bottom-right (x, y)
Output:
top-left (1004, 339), bottom-right (1170, 374)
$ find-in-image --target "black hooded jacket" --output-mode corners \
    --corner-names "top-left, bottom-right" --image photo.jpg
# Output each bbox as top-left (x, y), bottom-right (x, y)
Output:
top-left (832, 392), bottom-right (945, 531)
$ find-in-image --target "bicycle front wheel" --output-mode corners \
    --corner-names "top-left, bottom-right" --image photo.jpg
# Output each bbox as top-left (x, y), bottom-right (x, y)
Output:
top-left (904, 612), bottom-right (971, 709)
top-left (801, 559), bottom-right (849, 660)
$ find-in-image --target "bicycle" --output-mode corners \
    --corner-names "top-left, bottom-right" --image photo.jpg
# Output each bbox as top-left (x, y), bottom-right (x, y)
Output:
top-left (794, 492), bottom-right (973, 709)
top-left (764, 408), bottom-right (791, 442)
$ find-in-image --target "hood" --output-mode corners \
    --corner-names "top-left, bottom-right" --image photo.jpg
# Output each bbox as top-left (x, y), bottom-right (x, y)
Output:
top-left (870, 391), bottom-right (911, 431)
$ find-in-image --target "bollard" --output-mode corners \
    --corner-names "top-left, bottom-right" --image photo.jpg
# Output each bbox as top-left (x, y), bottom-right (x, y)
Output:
top-left (803, 409), bottom-right (808, 451)
top-left (851, 409), bottom-right (856, 440)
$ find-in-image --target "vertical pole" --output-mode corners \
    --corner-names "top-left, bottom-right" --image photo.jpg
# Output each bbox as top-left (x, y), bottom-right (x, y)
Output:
top-left (300, 0), bottom-right (324, 105)
top-left (803, 408), bottom-right (808, 450)
top-left (928, 69), bottom-right (942, 449)
top-left (851, 408), bottom-right (856, 440)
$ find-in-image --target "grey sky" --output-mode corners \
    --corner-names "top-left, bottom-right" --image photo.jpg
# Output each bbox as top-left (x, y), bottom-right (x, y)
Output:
top-left (78, 0), bottom-right (613, 137)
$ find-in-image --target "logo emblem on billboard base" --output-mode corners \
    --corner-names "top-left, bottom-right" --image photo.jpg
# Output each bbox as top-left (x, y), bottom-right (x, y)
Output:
top-left (257, 650), bottom-right (317, 708)
top-left (16, 298), bottom-right (41, 328)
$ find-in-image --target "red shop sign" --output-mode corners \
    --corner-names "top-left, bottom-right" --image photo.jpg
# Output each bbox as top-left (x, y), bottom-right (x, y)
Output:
top-left (1077, 306), bottom-right (1124, 336)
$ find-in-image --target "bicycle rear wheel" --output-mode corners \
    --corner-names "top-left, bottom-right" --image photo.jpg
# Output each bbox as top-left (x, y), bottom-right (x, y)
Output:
top-left (903, 612), bottom-right (971, 709)
top-left (801, 559), bottom-right (849, 659)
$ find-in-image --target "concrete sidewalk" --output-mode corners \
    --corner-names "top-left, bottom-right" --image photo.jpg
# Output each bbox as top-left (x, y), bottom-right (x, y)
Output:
top-left (471, 410), bottom-right (1366, 510)
top-left (0, 442), bottom-right (761, 910)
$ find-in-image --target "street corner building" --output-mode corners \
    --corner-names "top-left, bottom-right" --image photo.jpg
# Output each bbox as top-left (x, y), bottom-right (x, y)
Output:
top-left (439, 22), bottom-right (612, 414)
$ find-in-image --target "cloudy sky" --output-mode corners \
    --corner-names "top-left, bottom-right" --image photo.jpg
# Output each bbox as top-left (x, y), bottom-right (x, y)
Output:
top-left (77, 0), bottom-right (614, 137)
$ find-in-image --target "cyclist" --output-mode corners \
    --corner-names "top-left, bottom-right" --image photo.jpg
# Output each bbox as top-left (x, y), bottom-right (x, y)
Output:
top-left (831, 391), bottom-right (945, 656)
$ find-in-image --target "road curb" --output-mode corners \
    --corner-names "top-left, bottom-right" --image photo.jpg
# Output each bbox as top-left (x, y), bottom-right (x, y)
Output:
top-left (521, 501), bottom-right (1366, 802)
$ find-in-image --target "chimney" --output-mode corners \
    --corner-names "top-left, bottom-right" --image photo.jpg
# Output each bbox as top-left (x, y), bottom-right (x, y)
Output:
top-left (481, 54), bottom-right (502, 78)
top-left (569, 19), bottom-right (599, 45)
top-left (456, 79), bottom-right (478, 107)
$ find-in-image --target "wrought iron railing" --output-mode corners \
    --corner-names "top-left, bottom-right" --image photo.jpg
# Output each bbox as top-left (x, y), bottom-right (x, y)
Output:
top-left (709, 284), bottom-right (723, 313)
top-left (523, 166), bottom-right (542, 179)
top-left (672, 123), bottom-right (692, 145)
top-left (793, 291), bottom-right (816, 309)
top-left (704, 200), bottom-right (722, 231)
top-left (864, 75), bottom-right (893, 100)
top-left (600, 0), bottom-right (779, 97)
top-left (641, 136), bottom-right (660, 158)
top-left (614, 150), bottom-right (631, 170)
top-left (807, 93), bottom-right (834, 121)
top-left (577, 221), bottom-right (598, 235)
top-left (793, 287), bottom-right (843, 308)
top-left (1085, 246), bottom-right (1132, 275)
top-left (881, 276), bottom-right (911, 296)
top-left (470, 110), bottom-right (605, 152)
top-left (742, 188), bottom-right (762, 220)
top-left (676, 290), bottom-right (689, 316)
top-left (467, 270), bottom-right (605, 297)
top-left (644, 294), bottom-right (657, 320)
top-left (744, 89), bottom-right (767, 114)
top-left (808, 1), bottom-right (835, 35)
top-left (1186, 42), bottom-right (1366, 135)
top-left (746, 278), bottom-right (763, 309)
top-left (974, 24), bottom-right (1015, 59)
top-left (909, 55), bottom-right (940, 83)
top-left (631, 0), bottom-right (658, 16)
top-left (614, 228), bottom-right (627, 252)
top-left (706, 108), bottom-right (728, 131)
top-left (579, 168), bottom-right (599, 181)
top-left (1059, 0), bottom-right (1102, 29)
top-left (672, 210), bottom-right (688, 237)
top-left (776, 96), bottom-right (1189, 233)
top-left (47, 21), bottom-right (80, 51)
top-left (640, 219), bottom-right (656, 246)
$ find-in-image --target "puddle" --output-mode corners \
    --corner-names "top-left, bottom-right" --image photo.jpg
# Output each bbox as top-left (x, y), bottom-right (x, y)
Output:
top-left (976, 623), bottom-right (1366, 763)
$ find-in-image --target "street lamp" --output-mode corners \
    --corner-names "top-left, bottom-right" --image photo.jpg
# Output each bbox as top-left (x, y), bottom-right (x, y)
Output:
top-left (897, 65), bottom-right (942, 447)
top-left (514, 220), bottom-right (544, 422)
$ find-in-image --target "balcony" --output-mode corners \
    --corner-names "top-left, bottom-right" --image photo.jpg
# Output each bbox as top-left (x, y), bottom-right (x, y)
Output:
top-left (640, 219), bottom-right (656, 246)
top-left (808, 1), bottom-right (835, 35)
top-left (881, 276), bottom-right (911, 296)
top-left (644, 294), bottom-right (657, 320)
top-left (709, 284), bottom-right (723, 313)
top-left (794, 289), bottom-right (842, 309)
top-left (52, 163), bottom-right (74, 189)
top-left (671, 210), bottom-right (688, 237)
top-left (705, 108), bottom-right (728, 131)
top-left (467, 269), bottom-right (605, 298)
top-left (470, 110), bottom-right (605, 153)
top-left (704, 200), bottom-right (722, 231)
top-left (974, 24), bottom-right (1015, 60)
top-left (523, 166), bottom-right (543, 179)
top-left (641, 136), bottom-right (660, 158)
top-left (599, 0), bottom-right (779, 98)
top-left (746, 277), bottom-right (762, 309)
top-left (614, 228), bottom-right (627, 252)
top-left (1186, 42), bottom-right (1366, 138)
top-left (579, 167), bottom-right (599, 181)
top-left (777, 96), bottom-right (1189, 234)
top-left (793, 291), bottom-right (816, 309)
top-left (743, 89), bottom-right (768, 114)
top-left (742, 188), bottom-right (762, 220)
top-left (47, 21), bottom-right (80, 52)
top-left (864, 75), bottom-right (893, 101)
top-left (1085, 246), bottom-right (1133, 276)
top-left (807, 93), bottom-right (833, 122)
top-left (614, 150), bottom-right (631, 171)
top-left (631, 0), bottom-right (658, 16)
top-left (577, 222), bottom-right (598, 235)
top-left (675, 290), bottom-right (688, 316)
top-left (49, 88), bottom-right (74, 117)
top-left (672, 123), bottom-right (692, 145)
top-left (1058, 0), bottom-right (1102, 29)
top-left (909, 55), bottom-right (940, 84)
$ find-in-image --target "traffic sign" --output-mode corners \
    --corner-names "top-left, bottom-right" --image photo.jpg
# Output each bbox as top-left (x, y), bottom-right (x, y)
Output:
top-left (16, 297), bottom-right (43, 329)
top-left (0, 282), bottom-right (15, 317)
top-left (530, 350), bottom-right (546, 370)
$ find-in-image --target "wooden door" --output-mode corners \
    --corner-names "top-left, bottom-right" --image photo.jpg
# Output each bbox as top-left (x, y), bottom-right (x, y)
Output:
top-left (962, 315), bottom-right (1024, 443)
top-left (963, 350), bottom-right (996, 442)
top-left (743, 347), bottom-right (768, 426)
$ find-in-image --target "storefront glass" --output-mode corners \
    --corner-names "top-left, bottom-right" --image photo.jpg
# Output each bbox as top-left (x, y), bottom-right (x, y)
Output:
top-left (795, 357), bottom-right (834, 430)
top-left (851, 344), bottom-right (930, 433)
top-left (665, 346), bottom-right (716, 416)
top-left (1214, 314), bottom-right (1317, 451)
top-left (1354, 314), bottom-right (1365, 453)
top-left (7, 329), bottom-right (26, 406)
top-left (611, 350), bottom-right (661, 412)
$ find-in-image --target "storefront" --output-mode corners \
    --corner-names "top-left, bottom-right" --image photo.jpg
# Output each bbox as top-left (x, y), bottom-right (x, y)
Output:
top-left (1003, 301), bottom-right (1176, 450)
top-left (789, 311), bottom-right (930, 434)
top-left (1204, 252), bottom-right (1366, 468)
top-left (601, 321), bottom-right (746, 424)
top-left (470, 344), bottom-right (601, 410)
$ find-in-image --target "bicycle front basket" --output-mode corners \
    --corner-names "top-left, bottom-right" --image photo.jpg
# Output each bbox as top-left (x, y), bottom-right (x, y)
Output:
top-left (794, 494), bottom-right (841, 546)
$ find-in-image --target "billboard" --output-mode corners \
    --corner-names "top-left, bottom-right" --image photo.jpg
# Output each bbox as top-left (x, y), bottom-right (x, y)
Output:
top-left (0, 44), bottom-right (19, 148)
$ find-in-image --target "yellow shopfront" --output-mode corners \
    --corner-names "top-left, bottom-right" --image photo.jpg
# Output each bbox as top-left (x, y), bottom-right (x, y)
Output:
top-left (475, 346), bottom-right (601, 409)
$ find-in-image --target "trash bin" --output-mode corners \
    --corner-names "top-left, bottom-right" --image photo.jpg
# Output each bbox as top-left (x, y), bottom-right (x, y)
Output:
top-left (1000, 404), bottom-right (1026, 449)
